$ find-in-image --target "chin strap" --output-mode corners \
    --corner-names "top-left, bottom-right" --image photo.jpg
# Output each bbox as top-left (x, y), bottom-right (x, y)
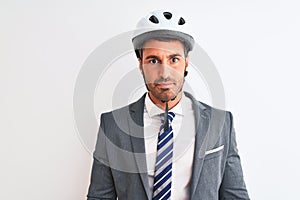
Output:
top-left (164, 101), bottom-right (169, 132)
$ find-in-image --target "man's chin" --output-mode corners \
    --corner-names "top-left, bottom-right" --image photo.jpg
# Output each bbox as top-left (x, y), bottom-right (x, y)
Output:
top-left (155, 93), bottom-right (177, 102)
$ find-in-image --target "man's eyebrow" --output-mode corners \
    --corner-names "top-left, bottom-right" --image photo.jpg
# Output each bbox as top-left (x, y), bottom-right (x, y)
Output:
top-left (167, 53), bottom-right (184, 58)
top-left (145, 53), bottom-right (183, 60)
top-left (145, 55), bottom-right (160, 60)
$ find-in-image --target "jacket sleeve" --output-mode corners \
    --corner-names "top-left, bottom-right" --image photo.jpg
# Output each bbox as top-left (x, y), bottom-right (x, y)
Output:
top-left (87, 114), bottom-right (117, 200)
top-left (219, 112), bottom-right (250, 199)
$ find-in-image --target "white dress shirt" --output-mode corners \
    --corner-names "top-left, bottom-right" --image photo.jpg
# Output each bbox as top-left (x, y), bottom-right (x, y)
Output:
top-left (144, 92), bottom-right (196, 200)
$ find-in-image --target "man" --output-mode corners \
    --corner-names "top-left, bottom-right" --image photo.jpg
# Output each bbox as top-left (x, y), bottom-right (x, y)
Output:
top-left (87, 10), bottom-right (250, 200)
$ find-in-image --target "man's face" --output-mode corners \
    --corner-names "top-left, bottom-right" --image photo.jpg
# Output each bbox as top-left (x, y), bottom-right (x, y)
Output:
top-left (139, 39), bottom-right (188, 102)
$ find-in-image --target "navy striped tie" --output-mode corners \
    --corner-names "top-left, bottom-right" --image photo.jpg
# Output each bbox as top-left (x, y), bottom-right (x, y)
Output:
top-left (152, 112), bottom-right (175, 200)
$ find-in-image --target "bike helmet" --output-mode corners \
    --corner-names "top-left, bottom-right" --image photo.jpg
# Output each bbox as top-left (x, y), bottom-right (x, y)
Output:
top-left (132, 10), bottom-right (195, 58)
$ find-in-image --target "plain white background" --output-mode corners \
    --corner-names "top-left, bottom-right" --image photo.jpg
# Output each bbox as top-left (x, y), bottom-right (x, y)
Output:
top-left (1, 0), bottom-right (300, 199)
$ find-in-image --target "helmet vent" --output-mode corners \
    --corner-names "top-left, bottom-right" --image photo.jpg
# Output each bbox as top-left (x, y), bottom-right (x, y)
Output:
top-left (178, 17), bottom-right (185, 25)
top-left (163, 12), bottom-right (172, 20)
top-left (149, 15), bottom-right (159, 24)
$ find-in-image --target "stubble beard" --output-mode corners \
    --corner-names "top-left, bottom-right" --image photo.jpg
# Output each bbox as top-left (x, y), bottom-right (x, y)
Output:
top-left (146, 77), bottom-right (185, 102)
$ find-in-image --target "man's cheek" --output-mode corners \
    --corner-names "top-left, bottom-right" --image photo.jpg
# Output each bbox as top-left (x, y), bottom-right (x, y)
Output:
top-left (145, 75), bottom-right (155, 83)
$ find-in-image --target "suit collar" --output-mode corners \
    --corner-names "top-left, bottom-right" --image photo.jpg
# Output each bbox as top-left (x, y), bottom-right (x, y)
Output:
top-left (185, 91), bottom-right (227, 197)
top-left (129, 93), bottom-right (146, 127)
top-left (184, 92), bottom-right (211, 197)
top-left (128, 93), bottom-right (151, 199)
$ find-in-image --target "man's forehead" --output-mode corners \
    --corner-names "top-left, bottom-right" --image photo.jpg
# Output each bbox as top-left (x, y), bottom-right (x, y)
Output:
top-left (142, 39), bottom-right (185, 55)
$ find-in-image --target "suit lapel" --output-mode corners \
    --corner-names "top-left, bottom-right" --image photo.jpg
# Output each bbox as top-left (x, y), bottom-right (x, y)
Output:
top-left (184, 92), bottom-right (210, 197)
top-left (127, 93), bottom-right (151, 200)
top-left (185, 91), bottom-right (227, 197)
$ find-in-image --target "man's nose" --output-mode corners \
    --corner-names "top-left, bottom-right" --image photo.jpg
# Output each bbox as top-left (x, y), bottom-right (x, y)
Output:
top-left (158, 63), bottom-right (170, 78)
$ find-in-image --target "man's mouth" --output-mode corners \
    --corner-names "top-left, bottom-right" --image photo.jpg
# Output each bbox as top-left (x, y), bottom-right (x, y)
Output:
top-left (155, 82), bottom-right (174, 88)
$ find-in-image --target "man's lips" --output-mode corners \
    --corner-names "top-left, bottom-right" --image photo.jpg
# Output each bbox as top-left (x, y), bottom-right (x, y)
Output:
top-left (155, 82), bottom-right (174, 87)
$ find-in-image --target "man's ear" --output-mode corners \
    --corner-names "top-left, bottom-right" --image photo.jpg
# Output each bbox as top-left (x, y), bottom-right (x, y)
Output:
top-left (138, 58), bottom-right (143, 73)
top-left (184, 56), bottom-right (189, 77)
top-left (185, 56), bottom-right (189, 69)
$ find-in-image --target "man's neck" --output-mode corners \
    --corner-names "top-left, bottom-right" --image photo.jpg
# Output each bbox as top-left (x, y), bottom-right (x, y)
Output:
top-left (148, 92), bottom-right (183, 110)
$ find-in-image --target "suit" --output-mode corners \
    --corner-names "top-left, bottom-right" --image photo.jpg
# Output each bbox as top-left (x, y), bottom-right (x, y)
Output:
top-left (87, 92), bottom-right (250, 200)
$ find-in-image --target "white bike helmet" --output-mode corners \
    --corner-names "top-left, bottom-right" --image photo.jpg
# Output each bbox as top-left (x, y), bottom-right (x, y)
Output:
top-left (132, 10), bottom-right (195, 58)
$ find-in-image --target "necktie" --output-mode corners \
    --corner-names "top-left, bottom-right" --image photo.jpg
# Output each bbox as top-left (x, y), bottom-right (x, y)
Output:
top-left (152, 112), bottom-right (175, 200)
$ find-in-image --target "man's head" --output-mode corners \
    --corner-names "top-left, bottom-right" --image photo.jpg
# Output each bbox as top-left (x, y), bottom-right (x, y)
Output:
top-left (132, 10), bottom-right (194, 104)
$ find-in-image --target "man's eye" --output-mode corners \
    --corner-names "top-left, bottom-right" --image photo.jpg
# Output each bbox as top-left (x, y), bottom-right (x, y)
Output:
top-left (149, 59), bottom-right (158, 64)
top-left (171, 57), bottom-right (179, 63)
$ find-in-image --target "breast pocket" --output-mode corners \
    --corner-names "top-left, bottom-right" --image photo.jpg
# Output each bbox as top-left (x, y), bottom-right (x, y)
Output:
top-left (199, 145), bottom-right (225, 191)
top-left (204, 145), bottom-right (224, 160)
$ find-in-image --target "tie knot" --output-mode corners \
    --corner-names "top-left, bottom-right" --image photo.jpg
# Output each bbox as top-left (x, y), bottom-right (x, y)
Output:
top-left (168, 112), bottom-right (175, 123)
top-left (160, 112), bottom-right (175, 124)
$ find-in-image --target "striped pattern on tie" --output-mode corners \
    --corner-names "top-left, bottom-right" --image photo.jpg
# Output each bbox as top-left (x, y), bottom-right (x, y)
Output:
top-left (152, 112), bottom-right (175, 200)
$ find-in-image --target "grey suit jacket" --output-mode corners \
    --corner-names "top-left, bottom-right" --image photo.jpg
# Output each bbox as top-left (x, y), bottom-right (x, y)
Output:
top-left (87, 92), bottom-right (250, 200)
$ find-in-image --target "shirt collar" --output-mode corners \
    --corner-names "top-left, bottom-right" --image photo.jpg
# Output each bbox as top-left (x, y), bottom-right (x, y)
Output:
top-left (145, 92), bottom-right (186, 118)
